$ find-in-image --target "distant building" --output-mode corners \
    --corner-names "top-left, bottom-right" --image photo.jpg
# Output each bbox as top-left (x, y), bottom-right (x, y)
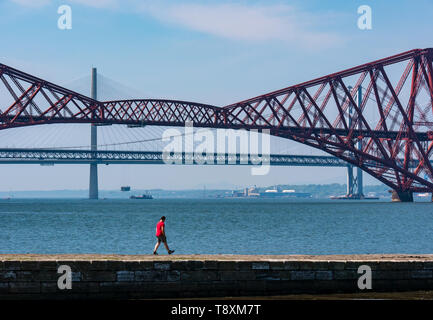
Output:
top-left (244, 186), bottom-right (260, 197)
top-left (230, 186), bottom-right (311, 198)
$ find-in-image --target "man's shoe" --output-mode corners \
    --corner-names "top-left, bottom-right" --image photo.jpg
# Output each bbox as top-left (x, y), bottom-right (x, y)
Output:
top-left (153, 251), bottom-right (158, 255)
top-left (168, 250), bottom-right (175, 255)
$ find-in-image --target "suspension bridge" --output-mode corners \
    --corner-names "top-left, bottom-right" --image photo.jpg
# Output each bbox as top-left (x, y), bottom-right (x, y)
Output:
top-left (1, 48), bottom-right (432, 201)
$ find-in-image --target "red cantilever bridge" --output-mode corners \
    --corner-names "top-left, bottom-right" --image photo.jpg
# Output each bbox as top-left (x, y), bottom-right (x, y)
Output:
top-left (1, 48), bottom-right (433, 201)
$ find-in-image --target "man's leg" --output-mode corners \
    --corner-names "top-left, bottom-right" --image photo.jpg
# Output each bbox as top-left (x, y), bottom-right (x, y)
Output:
top-left (163, 241), bottom-right (170, 252)
top-left (153, 239), bottom-right (161, 253)
top-left (163, 239), bottom-right (174, 254)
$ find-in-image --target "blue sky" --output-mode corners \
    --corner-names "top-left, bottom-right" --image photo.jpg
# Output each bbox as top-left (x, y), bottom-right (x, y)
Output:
top-left (0, 0), bottom-right (432, 191)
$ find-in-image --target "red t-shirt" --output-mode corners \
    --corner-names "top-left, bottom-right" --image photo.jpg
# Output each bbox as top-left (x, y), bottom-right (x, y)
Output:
top-left (156, 221), bottom-right (165, 236)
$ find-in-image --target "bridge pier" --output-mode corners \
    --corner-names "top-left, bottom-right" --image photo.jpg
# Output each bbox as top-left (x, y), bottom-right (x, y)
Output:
top-left (89, 160), bottom-right (98, 199)
top-left (356, 152), bottom-right (364, 197)
top-left (344, 165), bottom-right (364, 199)
top-left (346, 164), bottom-right (354, 196)
top-left (391, 190), bottom-right (413, 202)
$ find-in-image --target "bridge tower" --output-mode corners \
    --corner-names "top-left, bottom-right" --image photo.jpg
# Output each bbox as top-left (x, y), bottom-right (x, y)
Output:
top-left (355, 86), bottom-right (364, 198)
top-left (345, 86), bottom-right (364, 199)
top-left (89, 67), bottom-right (99, 200)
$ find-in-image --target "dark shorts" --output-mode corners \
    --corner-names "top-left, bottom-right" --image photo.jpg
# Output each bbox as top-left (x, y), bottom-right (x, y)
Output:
top-left (156, 235), bottom-right (167, 243)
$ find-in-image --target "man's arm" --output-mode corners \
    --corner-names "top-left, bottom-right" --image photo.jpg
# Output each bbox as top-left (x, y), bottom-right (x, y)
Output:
top-left (161, 225), bottom-right (165, 236)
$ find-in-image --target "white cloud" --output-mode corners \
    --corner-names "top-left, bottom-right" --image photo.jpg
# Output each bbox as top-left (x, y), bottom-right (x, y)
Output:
top-left (11, 0), bottom-right (51, 7)
top-left (9, 0), bottom-right (118, 8)
top-left (9, 0), bottom-right (342, 48)
top-left (140, 2), bottom-right (342, 48)
top-left (68, 0), bottom-right (119, 9)
top-left (155, 3), bottom-right (291, 41)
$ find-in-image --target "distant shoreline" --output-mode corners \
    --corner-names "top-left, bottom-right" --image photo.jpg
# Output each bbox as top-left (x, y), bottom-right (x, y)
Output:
top-left (0, 183), bottom-right (394, 200)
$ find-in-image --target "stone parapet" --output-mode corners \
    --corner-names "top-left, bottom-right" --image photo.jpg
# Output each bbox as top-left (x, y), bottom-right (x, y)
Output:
top-left (1, 254), bottom-right (432, 299)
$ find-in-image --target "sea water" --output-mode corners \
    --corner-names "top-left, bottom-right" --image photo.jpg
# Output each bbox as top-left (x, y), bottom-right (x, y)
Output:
top-left (0, 198), bottom-right (432, 255)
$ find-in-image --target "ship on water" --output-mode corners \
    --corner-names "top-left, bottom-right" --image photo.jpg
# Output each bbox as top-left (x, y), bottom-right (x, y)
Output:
top-left (130, 193), bottom-right (153, 200)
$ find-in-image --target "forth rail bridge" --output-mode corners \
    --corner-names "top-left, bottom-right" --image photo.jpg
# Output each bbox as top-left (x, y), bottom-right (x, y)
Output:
top-left (1, 48), bottom-right (433, 202)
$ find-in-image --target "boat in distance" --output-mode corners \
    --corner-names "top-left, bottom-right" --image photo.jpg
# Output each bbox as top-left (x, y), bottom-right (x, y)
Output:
top-left (130, 194), bottom-right (153, 200)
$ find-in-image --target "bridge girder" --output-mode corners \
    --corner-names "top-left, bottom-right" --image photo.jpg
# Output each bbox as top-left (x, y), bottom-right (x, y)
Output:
top-left (0, 148), bottom-right (348, 167)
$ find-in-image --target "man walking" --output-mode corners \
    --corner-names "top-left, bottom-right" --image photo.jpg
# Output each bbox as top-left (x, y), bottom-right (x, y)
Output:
top-left (153, 216), bottom-right (175, 255)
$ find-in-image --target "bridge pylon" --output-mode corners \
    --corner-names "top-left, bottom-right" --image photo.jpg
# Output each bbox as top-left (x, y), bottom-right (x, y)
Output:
top-left (344, 86), bottom-right (365, 199)
top-left (89, 67), bottom-right (99, 200)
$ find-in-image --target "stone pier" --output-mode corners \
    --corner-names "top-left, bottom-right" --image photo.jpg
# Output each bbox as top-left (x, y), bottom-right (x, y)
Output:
top-left (1, 254), bottom-right (433, 299)
top-left (391, 190), bottom-right (414, 202)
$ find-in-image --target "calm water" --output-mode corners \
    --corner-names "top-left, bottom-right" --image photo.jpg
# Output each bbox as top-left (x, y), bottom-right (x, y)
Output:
top-left (0, 198), bottom-right (432, 255)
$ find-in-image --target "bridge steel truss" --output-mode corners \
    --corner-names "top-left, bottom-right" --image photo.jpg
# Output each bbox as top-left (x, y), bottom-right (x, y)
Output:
top-left (1, 48), bottom-right (433, 194)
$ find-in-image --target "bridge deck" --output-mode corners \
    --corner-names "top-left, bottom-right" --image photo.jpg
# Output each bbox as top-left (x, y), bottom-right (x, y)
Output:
top-left (0, 148), bottom-right (349, 166)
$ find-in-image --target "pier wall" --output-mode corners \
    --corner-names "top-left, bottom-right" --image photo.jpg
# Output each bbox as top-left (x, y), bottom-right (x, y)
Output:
top-left (1, 255), bottom-right (433, 299)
